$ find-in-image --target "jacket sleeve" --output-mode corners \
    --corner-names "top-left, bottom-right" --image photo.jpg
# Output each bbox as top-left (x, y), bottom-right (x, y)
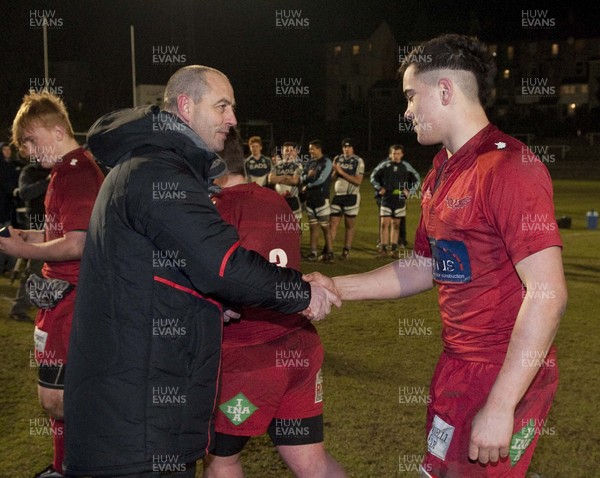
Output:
top-left (402, 160), bottom-right (421, 190)
top-left (370, 159), bottom-right (387, 191)
top-left (307, 159), bottom-right (332, 189)
top-left (130, 159), bottom-right (310, 314)
top-left (18, 168), bottom-right (50, 202)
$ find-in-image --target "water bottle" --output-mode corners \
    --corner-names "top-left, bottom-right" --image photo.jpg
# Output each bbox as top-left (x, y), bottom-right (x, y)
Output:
top-left (587, 209), bottom-right (598, 230)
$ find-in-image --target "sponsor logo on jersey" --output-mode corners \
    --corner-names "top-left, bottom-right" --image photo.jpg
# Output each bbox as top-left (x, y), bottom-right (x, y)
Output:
top-left (445, 196), bottom-right (472, 209)
top-left (219, 392), bottom-right (258, 425)
top-left (315, 369), bottom-right (323, 403)
top-left (429, 238), bottom-right (472, 283)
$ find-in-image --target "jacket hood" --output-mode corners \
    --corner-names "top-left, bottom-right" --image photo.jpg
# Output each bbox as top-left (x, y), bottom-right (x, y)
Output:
top-left (86, 105), bottom-right (226, 181)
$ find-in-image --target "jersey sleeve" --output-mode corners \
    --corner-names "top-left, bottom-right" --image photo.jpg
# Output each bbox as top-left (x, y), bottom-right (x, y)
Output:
top-left (482, 152), bottom-right (562, 266)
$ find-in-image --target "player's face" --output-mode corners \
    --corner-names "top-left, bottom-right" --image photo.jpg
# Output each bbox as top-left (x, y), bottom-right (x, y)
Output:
top-left (342, 145), bottom-right (353, 156)
top-left (308, 144), bottom-right (321, 158)
top-left (21, 124), bottom-right (62, 169)
top-left (282, 145), bottom-right (297, 161)
top-left (2, 145), bottom-right (11, 159)
top-left (249, 142), bottom-right (262, 156)
top-left (188, 72), bottom-right (237, 152)
top-left (391, 149), bottom-right (403, 162)
top-left (403, 65), bottom-right (443, 146)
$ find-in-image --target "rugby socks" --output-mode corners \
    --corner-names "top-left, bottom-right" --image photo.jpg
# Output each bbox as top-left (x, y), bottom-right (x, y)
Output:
top-left (52, 419), bottom-right (65, 475)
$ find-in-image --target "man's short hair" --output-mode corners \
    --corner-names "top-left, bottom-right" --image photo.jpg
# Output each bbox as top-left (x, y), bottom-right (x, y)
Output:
top-left (163, 65), bottom-right (226, 113)
top-left (398, 34), bottom-right (496, 106)
top-left (248, 136), bottom-right (262, 146)
top-left (221, 128), bottom-right (246, 177)
top-left (11, 92), bottom-right (75, 148)
top-left (389, 144), bottom-right (404, 154)
top-left (308, 139), bottom-right (322, 150)
top-left (283, 141), bottom-right (298, 149)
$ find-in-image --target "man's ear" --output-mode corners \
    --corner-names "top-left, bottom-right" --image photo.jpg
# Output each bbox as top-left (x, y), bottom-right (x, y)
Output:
top-left (438, 78), bottom-right (453, 106)
top-left (177, 94), bottom-right (193, 123)
top-left (53, 124), bottom-right (65, 142)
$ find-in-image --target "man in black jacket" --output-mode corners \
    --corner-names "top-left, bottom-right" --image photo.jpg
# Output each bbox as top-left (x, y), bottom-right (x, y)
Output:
top-left (64, 65), bottom-right (340, 477)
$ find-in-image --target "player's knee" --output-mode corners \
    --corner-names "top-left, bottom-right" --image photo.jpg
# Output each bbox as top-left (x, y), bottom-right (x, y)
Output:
top-left (203, 453), bottom-right (242, 478)
top-left (38, 388), bottom-right (64, 419)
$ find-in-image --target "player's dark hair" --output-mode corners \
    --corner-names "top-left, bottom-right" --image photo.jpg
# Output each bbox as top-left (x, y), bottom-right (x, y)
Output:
top-left (221, 128), bottom-right (246, 177)
top-left (308, 139), bottom-right (322, 150)
top-left (398, 34), bottom-right (496, 105)
top-left (282, 141), bottom-right (298, 149)
top-left (389, 144), bottom-right (404, 153)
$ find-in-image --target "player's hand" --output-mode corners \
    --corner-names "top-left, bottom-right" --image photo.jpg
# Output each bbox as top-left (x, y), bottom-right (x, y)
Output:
top-left (303, 272), bottom-right (340, 298)
top-left (379, 187), bottom-right (386, 196)
top-left (223, 308), bottom-right (241, 323)
top-left (300, 280), bottom-right (341, 321)
top-left (0, 226), bottom-right (26, 256)
top-left (468, 404), bottom-right (513, 464)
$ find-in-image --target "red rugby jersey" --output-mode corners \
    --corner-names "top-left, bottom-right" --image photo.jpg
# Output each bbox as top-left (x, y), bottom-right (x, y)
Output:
top-left (414, 124), bottom-right (562, 362)
top-left (42, 147), bottom-right (105, 285)
top-left (212, 182), bottom-right (309, 346)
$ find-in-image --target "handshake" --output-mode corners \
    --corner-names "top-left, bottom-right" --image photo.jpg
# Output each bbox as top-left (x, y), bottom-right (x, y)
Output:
top-left (300, 272), bottom-right (341, 322)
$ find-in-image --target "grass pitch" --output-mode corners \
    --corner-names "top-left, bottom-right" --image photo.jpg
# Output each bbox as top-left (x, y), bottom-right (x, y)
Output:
top-left (0, 179), bottom-right (598, 477)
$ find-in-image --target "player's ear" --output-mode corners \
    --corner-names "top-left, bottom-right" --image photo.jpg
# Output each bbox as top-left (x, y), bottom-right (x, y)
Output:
top-left (53, 124), bottom-right (66, 142)
top-left (438, 78), bottom-right (453, 106)
top-left (177, 94), bottom-right (193, 123)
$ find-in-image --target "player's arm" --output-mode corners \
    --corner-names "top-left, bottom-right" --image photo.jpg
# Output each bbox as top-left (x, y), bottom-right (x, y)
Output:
top-left (305, 256), bottom-right (434, 301)
top-left (268, 170), bottom-right (281, 184)
top-left (307, 160), bottom-right (332, 188)
top-left (334, 165), bottom-right (363, 186)
top-left (468, 246), bottom-right (567, 464)
top-left (369, 162), bottom-right (385, 191)
top-left (0, 229), bottom-right (87, 261)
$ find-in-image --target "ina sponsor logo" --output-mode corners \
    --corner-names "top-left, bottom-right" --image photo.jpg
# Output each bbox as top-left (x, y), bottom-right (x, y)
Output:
top-left (398, 45), bottom-right (431, 64)
top-left (275, 78), bottom-right (309, 97)
top-left (152, 45), bottom-right (187, 65)
top-left (152, 455), bottom-right (187, 473)
top-left (152, 181), bottom-right (187, 200)
top-left (219, 393), bottom-right (258, 425)
top-left (152, 250), bottom-right (187, 269)
top-left (276, 349), bottom-right (309, 368)
top-left (275, 10), bottom-right (309, 29)
top-left (521, 78), bottom-right (556, 97)
top-left (29, 10), bottom-right (63, 29)
top-left (399, 386), bottom-right (432, 405)
top-left (152, 386), bottom-right (187, 406)
top-left (152, 318), bottom-right (186, 337)
top-left (275, 282), bottom-right (309, 300)
top-left (521, 10), bottom-right (556, 29)
top-left (29, 77), bottom-right (63, 95)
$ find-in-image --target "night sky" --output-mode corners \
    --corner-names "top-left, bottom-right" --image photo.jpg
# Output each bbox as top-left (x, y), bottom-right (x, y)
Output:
top-left (2, 0), bottom-right (600, 146)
